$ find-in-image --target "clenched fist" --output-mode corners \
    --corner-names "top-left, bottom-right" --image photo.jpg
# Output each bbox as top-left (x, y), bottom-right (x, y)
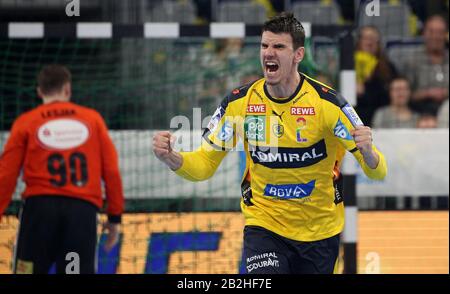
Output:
top-left (351, 126), bottom-right (373, 154)
top-left (350, 126), bottom-right (379, 169)
top-left (152, 131), bottom-right (183, 170)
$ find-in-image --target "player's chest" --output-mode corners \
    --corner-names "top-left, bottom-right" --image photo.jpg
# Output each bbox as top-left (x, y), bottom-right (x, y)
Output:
top-left (243, 97), bottom-right (323, 147)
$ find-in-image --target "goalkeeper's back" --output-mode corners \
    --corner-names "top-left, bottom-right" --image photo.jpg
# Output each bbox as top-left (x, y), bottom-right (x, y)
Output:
top-left (0, 65), bottom-right (123, 221)
top-left (0, 64), bottom-right (123, 274)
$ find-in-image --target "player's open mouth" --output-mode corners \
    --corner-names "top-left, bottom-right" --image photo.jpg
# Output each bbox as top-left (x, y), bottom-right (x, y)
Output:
top-left (265, 61), bottom-right (279, 73)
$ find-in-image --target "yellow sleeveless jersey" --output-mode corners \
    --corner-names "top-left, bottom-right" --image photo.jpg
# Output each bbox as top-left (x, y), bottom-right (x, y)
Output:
top-left (176, 73), bottom-right (387, 242)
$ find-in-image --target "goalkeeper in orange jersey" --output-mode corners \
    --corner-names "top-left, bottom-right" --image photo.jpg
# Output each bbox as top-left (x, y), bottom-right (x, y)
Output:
top-left (153, 12), bottom-right (387, 274)
top-left (0, 65), bottom-right (124, 274)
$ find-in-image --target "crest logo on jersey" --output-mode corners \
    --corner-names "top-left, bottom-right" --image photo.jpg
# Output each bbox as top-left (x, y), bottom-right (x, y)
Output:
top-left (247, 104), bottom-right (266, 114)
top-left (217, 120), bottom-right (234, 142)
top-left (334, 119), bottom-right (353, 140)
top-left (296, 117), bottom-right (307, 142)
top-left (264, 180), bottom-right (316, 199)
top-left (272, 124), bottom-right (284, 138)
top-left (290, 107), bottom-right (315, 116)
top-left (37, 118), bottom-right (90, 150)
top-left (342, 104), bottom-right (364, 127)
top-left (245, 116), bottom-right (266, 141)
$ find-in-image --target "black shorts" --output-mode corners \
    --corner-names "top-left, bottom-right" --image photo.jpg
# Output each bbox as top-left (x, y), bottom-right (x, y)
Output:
top-left (243, 225), bottom-right (340, 274)
top-left (13, 196), bottom-right (98, 274)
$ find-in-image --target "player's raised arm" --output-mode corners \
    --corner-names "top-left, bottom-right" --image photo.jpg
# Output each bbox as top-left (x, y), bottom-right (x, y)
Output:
top-left (153, 130), bottom-right (228, 182)
top-left (350, 126), bottom-right (380, 169)
top-left (323, 92), bottom-right (387, 180)
top-left (153, 131), bottom-right (183, 171)
top-left (153, 89), bottom-right (243, 181)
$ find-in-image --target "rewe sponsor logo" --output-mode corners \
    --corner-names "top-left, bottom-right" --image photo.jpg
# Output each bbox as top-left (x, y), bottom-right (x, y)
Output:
top-left (247, 104), bottom-right (266, 114)
top-left (291, 107), bottom-right (315, 115)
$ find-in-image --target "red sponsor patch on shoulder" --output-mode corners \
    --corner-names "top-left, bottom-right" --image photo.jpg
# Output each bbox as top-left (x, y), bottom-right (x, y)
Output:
top-left (247, 104), bottom-right (266, 114)
top-left (232, 89), bottom-right (240, 95)
top-left (291, 107), bottom-right (315, 115)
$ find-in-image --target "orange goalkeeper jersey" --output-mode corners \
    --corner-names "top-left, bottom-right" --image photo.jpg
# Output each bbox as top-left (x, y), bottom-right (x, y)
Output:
top-left (0, 101), bottom-right (124, 218)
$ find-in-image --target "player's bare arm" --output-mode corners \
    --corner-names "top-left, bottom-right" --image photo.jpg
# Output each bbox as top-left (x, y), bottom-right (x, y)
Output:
top-left (351, 126), bottom-right (380, 169)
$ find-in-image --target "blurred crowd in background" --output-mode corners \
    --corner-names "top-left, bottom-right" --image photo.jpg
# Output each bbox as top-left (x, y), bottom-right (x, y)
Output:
top-left (0, 0), bottom-right (448, 130)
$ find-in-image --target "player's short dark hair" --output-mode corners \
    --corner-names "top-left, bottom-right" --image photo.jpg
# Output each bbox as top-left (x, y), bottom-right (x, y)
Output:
top-left (262, 12), bottom-right (305, 49)
top-left (37, 64), bottom-right (71, 95)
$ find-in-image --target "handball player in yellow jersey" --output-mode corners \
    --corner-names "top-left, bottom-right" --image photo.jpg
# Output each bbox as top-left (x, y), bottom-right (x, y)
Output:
top-left (153, 12), bottom-right (387, 274)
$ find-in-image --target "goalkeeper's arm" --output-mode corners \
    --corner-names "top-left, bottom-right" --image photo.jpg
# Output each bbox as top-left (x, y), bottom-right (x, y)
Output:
top-left (153, 131), bottom-right (227, 181)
